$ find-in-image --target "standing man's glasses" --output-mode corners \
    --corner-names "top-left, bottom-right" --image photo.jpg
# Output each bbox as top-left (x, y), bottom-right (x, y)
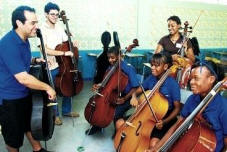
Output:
top-left (49, 13), bottom-right (59, 17)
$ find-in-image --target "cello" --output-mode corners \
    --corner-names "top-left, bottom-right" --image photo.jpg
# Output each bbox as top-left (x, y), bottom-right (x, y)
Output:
top-left (84, 33), bottom-right (139, 128)
top-left (158, 78), bottom-right (227, 152)
top-left (55, 10), bottom-right (83, 96)
top-left (114, 69), bottom-right (170, 152)
top-left (29, 29), bottom-right (56, 141)
top-left (170, 21), bottom-right (193, 89)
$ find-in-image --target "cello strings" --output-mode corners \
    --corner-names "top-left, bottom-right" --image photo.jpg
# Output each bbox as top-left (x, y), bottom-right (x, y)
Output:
top-left (125, 69), bottom-right (170, 125)
top-left (160, 81), bottom-right (223, 151)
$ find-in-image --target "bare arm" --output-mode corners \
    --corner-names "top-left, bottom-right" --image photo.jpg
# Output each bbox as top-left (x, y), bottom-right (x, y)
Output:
top-left (155, 44), bottom-right (163, 54)
top-left (154, 117), bottom-right (184, 151)
top-left (124, 88), bottom-right (137, 101)
top-left (15, 71), bottom-right (56, 100)
top-left (185, 47), bottom-right (195, 63)
top-left (130, 86), bottom-right (143, 107)
top-left (156, 101), bottom-right (182, 129)
top-left (163, 101), bottom-right (182, 124)
top-left (117, 88), bottom-right (137, 104)
top-left (40, 45), bottom-right (73, 57)
top-left (44, 46), bottom-right (64, 56)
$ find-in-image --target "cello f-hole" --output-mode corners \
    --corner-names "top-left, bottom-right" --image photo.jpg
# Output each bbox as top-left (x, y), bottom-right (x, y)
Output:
top-left (135, 121), bottom-right (142, 136)
top-left (88, 100), bottom-right (96, 123)
top-left (117, 132), bottom-right (126, 152)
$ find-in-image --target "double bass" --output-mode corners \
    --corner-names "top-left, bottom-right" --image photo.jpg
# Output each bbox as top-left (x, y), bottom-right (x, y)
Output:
top-left (84, 33), bottom-right (139, 128)
top-left (29, 29), bottom-right (56, 141)
top-left (170, 21), bottom-right (193, 89)
top-left (158, 78), bottom-right (227, 152)
top-left (55, 10), bottom-right (83, 96)
top-left (114, 69), bottom-right (170, 152)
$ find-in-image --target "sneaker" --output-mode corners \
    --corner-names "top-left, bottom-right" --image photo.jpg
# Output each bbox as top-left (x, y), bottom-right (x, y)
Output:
top-left (55, 117), bottom-right (63, 125)
top-left (63, 112), bottom-right (80, 117)
top-left (85, 126), bottom-right (102, 135)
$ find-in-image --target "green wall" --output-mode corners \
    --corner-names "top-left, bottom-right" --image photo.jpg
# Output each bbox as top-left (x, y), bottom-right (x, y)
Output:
top-left (0, 0), bottom-right (227, 51)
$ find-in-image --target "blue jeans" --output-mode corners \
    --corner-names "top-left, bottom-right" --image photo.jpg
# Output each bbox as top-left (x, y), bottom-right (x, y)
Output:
top-left (51, 68), bottom-right (72, 116)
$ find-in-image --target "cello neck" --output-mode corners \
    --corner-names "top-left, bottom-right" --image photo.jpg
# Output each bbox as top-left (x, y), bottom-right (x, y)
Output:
top-left (65, 22), bottom-right (78, 67)
top-left (177, 21), bottom-right (190, 57)
top-left (59, 10), bottom-right (78, 67)
top-left (99, 38), bottom-right (139, 89)
top-left (65, 21), bottom-right (74, 52)
top-left (127, 68), bottom-right (170, 123)
top-left (159, 80), bottom-right (224, 152)
top-left (148, 69), bottom-right (170, 98)
top-left (100, 61), bottom-right (119, 88)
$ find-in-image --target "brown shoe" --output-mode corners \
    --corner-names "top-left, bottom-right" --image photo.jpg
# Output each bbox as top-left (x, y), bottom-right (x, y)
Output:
top-left (63, 112), bottom-right (80, 117)
top-left (55, 117), bottom-right (63, 125)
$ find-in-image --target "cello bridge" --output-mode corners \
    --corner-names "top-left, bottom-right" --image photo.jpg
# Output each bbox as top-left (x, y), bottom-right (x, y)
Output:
top-left (125, 121), bottom-right (136, 128)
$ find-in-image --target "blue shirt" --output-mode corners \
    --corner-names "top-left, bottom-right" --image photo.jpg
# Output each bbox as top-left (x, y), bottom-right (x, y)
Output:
top-left (181, 94), bottom-right (227, 152)
top-left (0, 30), bottom-right (31, 104)
top-left (120, 60), bottom-right (139, 94)
top-left (142, 75), bottom-right (181, 111)
top-left (107, 60), bottom-right (139, 95)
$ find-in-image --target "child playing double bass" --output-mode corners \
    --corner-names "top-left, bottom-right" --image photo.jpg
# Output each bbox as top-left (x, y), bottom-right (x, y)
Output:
top-left (130, 53), bottom-right (182, 149)
top-left (85, 46), bottom-right (139, 135)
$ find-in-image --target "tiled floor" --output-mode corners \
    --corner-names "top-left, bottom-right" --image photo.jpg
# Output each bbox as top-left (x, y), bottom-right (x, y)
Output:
top-left (0, 81), bottom-right (116, 152)
top-left (1, 81), bottom-right (224, 152)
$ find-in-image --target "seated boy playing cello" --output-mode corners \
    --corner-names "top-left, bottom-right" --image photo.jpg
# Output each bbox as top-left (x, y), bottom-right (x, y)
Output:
top-left (86, 46), bottom-right (139, 135)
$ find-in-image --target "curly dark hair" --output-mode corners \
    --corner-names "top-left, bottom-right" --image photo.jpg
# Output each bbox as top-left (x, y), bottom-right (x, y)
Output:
top-left (44, 2), bottom-right (60, 14)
